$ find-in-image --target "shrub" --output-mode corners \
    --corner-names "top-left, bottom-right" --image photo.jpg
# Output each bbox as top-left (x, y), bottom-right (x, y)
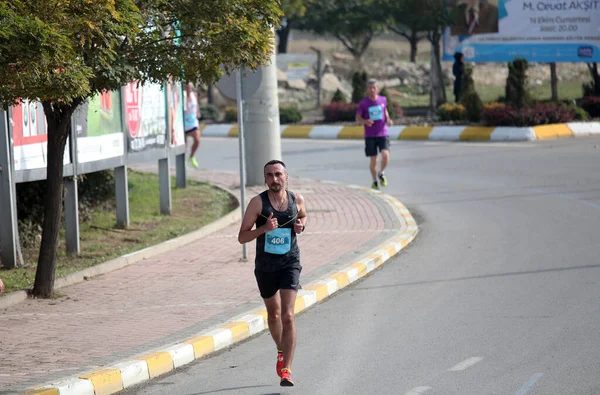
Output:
top-left (331, 89), bottom-right (348, 103)
top-left (322, 102), bottom-right (360, 122)
top-left (279, 106), bottom-right (303, 124)
top-left (568, 105), bottom-right (590, 121)
top-left (392, 102), bottom-right (404, 118)
top-left (199, 104), bottom-right (221, 121)
top-left (438, 103), bottom-right (466, 121)
top-left (483, 103), bottom-right (577, 126)
top-left (224, 106), bottom-right (238, 122)
top-left (460, 65), bottom-right (484, 122)
top-left (505, 57), bottom-right (531, 108)
top-left (460, 64), bottom-right (476, 100)
top-left (582, 82), bottom-right (596, 98)
top-left (462, 91), bottom-right (484, 122)
top-left (351, 71), bottom-right (368, 104)
top-left (581, 96), bottom-right (600, 118)
top-left (379, 88), bottom-right (403, 119)
top-left (483, 102), bottom-right (505, 112)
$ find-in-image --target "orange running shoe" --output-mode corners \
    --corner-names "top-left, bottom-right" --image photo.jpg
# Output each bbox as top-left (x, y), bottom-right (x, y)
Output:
top-left (276, 351), bottom-right (284, 377)
top-left (280, 368), bottom-right (294, 387)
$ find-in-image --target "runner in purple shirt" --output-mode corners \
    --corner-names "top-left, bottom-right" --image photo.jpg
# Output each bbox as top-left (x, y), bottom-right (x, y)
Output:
top-left (355, 79), bottom-right (393, 189)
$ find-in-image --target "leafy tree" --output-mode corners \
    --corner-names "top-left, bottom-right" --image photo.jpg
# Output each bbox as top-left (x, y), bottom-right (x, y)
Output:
top-left (369, 0), bottom-right (450, 104)
top-left (297, 0), bottom-right (381, 70)
top-left (418, 0), bottom-right (452, 109)
top-left (372, 0), bottom-right (429, 62)
top-left (276, 0), bottom-right (307, 54)
top-left (0, 0), bottom-right (281, 297)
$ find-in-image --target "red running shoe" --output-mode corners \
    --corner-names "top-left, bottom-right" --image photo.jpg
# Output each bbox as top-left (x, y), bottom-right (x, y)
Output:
top-left (276, 351), bottom-right (284, 377)
top-left (280, 368), bottom-right (294, 387)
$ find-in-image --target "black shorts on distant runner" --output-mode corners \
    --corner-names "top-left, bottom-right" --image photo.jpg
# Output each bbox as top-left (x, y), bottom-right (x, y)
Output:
top-left (365, 136), bottom-right (390, 157)
top-left (254, 267), bottom-right (302, 299)
top-left (185, 126), bottom-right (199, 134)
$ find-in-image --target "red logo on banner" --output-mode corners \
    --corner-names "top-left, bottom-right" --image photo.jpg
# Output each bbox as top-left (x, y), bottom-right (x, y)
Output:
top-left (99, 91), bottom-right (112, 113)
top-left (125, 83), bottom-right (141, 137)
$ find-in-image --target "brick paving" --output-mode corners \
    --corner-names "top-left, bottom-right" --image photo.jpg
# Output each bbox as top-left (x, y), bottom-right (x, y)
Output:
top-left (0, 168), bottom-right (404, 392)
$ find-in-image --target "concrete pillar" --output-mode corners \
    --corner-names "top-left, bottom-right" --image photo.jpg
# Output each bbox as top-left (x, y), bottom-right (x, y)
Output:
top-left (243, 32), bottom-right (281, 186)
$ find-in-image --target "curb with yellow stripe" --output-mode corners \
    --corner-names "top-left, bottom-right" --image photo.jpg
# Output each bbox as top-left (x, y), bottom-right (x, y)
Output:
top-left (23, 185), bottom-right (417, 395)
top-left (201, 122), bottom-right (600, 141)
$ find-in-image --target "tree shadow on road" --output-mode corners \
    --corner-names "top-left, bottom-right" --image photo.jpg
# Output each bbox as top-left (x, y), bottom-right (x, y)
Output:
top-left (352, 263), bottom-right (600, 290)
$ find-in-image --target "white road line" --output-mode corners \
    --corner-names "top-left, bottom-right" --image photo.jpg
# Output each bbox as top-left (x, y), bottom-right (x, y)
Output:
top-left (405, 386), bottom-right (431, 395)
top-left (513, 373), bottom-right (544, 395)
top-left (448, 357), bottom-right (483, 371)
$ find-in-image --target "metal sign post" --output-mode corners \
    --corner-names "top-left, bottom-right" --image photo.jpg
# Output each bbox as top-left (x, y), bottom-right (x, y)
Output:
top-left (236, 71), bottom-right (248, 262)
top-left (218, 67), bottom-right (262, 262)
top-left (0, 110), bottom-right (18, 268)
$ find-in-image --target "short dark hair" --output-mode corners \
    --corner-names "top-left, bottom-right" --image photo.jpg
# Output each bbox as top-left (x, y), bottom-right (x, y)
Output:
top-left (264, 159), bottom-right (286, 170)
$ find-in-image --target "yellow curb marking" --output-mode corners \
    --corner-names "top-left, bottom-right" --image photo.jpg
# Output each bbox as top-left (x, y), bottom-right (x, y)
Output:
top-left (228, 125), bottom-right (239, 137)
top-left (282, 125), bottom-right (313, 138)
top-left (332, 272), bottom-right (350, 288)
top-left (533, 124), bottom-right (573, 140)
top-left (184, 336), bottom-right (215, 359)
top-left (137, 352), bottom-right (173, 378)
top-left (307, 283), bottom-right (330, 301)
top-left (294, 297), bottom-right (306, 313)
top-left (22, 389), bottom-right (58, 395)
top-left (79, 369), bottom-right (123, 395)
top-left (399, 126), bottom-right (434, 140)
top-left (338, 126), bottom-right (364, 139)
top-left (222, 322), bottom-right (249, 342)
top-left (252, 308), bottom-right (269, 323)
top-left (385, 245), bottom-right (399, 257)
top-left (367, 254), bottom-right (384, 268)
top-left (350, 263), bottom-right (368, 278)
top-left (460, 126), bottom-right (496, 141)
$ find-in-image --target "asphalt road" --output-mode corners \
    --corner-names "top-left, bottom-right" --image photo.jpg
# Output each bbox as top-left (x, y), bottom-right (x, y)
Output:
top-left (128, 136), bottom-right (600, 395)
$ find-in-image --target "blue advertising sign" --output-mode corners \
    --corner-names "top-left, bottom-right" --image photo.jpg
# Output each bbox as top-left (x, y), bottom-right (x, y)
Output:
top-left (443, 0), bottom-right (600, 62)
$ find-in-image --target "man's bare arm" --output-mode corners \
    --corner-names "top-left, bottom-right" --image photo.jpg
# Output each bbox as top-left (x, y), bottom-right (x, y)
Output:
top-left (356, 113), bottom-right (373, 126)
top-left (238, 197), bottom-right (278, 244)
top-left (293, 193), bottom-right (308, 234)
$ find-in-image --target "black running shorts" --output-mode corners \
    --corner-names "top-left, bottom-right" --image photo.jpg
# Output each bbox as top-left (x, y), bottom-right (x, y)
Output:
top-left (254, 267), bottom-right (302, 299)
top-left (365, 136), bottom-right (390, 157)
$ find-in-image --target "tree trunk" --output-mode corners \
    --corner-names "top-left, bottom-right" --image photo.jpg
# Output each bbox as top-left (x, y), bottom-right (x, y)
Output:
top-left (590, 63), bottom-right (600, 95)
top-left (32, 101), bottom-right (80, 298)
top-left (429, 30), bottom-right (446, 111)
top-left (207, 84), bottom-right (214, 104)
top-left (276, 22), bottom-right (292, 54)
top-left (409, 30), bottom-right (419, 63)
top-left (352, 54), bottom-right (364, 73)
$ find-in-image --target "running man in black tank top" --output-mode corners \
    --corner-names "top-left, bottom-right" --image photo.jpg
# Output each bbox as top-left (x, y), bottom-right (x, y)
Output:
top-left (238, 160), bottom-right (307, 387)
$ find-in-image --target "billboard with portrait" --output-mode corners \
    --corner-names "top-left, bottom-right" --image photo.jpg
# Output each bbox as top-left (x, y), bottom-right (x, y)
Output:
top-left (124, 82), bottom-right (167, 152)
top-left (443, 0), bottom-right (600, 62)
top-left (74, 91), bottom-right (125, 163)
top-left (10, 100), bottom-right (70, 171)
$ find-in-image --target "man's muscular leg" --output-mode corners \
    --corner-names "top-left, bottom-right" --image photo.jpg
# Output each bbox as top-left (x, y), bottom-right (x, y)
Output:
top-left (280, 289), bottom-right (298, 369)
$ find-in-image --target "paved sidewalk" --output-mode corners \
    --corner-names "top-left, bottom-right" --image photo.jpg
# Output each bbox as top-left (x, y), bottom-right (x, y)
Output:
top-left (0, 169), bottom-right (410, 394)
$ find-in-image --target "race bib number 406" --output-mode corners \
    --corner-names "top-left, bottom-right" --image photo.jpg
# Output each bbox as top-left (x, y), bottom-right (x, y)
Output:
top-left (265, 228), bottom-right (292, 255)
